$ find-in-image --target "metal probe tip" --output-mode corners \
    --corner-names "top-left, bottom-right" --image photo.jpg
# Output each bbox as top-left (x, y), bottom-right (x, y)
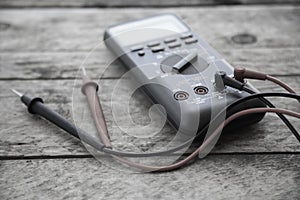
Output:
top-left (81, 67), bottom-right (87, 76)
top-left (10, 89), bottom-right (23, 97)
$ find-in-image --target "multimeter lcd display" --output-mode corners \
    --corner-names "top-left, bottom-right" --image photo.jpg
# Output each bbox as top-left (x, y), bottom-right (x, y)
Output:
top-left (107, 15), bottom-right (189, 46)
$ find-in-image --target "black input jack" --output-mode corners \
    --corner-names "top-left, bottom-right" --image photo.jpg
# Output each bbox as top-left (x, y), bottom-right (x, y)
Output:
top-left (194, 86), bottom-right (208, 95)
top-left (174, 91), bottom-right (189, 101)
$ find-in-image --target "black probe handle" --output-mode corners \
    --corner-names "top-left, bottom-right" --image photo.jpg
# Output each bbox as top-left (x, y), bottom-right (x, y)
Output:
top-left (22, 95), bottom-right (105, 151)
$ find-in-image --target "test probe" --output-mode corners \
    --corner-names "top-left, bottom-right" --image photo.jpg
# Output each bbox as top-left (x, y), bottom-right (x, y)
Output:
top-left (11, 68), bottom-right (300, 171)
top-left (80, 68), bottom-right (300, 170)
top-left (11, 89), bottom-right (300, 171)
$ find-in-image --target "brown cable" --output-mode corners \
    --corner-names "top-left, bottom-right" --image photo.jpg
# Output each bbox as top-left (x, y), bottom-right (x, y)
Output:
top-left (81, 73), bottom-right (300, 172)
top-left (81, 76), bottom-right (112, 147)
top-left (266, 75), bottom-right (300, 103)
top-left (234, 67), bottom-right (299, 102)
top-left (234, 67), bottom-right (267, 82)
top-left (266, 75), bottom-right (298, 94)
top-left (82, 74), bottom-right (160, 170)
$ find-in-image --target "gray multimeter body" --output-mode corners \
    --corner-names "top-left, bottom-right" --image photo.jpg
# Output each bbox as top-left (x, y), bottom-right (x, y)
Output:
top-left (104, 14), bottom-right (265, 136)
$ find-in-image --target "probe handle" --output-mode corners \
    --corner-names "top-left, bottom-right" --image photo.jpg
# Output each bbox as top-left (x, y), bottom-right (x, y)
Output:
top-left (21, 95), bottom-right (105, 151)
top-left (81, 77), bottom-right (112, 147)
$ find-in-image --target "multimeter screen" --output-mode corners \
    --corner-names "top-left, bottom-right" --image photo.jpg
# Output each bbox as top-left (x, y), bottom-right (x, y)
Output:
top-left (107, 15), bottom-right (189, 46)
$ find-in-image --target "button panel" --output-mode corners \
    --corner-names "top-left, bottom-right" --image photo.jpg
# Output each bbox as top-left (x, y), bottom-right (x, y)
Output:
top-left (130, 32), bottom-right (198, 56)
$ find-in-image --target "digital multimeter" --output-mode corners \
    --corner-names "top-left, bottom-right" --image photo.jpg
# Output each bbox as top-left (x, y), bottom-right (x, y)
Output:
top-left (104, 14), bottom-right (265, 136)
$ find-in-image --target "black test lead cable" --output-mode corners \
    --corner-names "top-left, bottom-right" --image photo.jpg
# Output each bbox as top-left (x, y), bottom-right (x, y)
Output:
top-left (215, 71), bottom-right (300, 142)
top-left (11, 88), bottom-right (300, 171)
top-left (10, 89), bottom-right (106, 151)
top-left (11, 89), bottom-right (300, 158)
top-left (10, 88), bottom-right (191, 157)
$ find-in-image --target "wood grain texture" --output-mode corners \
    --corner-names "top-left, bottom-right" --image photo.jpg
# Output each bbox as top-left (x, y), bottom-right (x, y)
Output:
top-left (1, 154), bottom-right (299, 200)
top-left (1, 0), bottom-right (299, 8)
top-left (0, 6), bottom-right (299, 52)
top-left (0, 5), bottom-right (299, 199)
top-left (1, 47), bottom-right (300, 80)
top-left (1, 77), bottom-right (299, 157)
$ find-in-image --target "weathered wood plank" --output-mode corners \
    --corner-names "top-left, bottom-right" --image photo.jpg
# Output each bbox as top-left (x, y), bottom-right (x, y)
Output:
top-left (0, 6), bottom-right (299, 52)
top-left (0, 4), bottom-right (298, 200)
top-left (0, 0), bottom-right (299, 8)
top-left (0, 51), bottom-right (125, 79)
top-left (1, 47), bottom-right (299, 80)
top-left (1, 76), bottom-right (299, 157)
top-left (0, 154), bottom-right (299, 200)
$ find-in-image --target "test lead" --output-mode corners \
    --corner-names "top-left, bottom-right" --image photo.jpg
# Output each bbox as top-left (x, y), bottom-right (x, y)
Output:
top-left (215, 71), bottom-right (300, 142)
top-left (9, 12), bottom-right (300, 172)
top-left (79, 67), bottom-right (300, 171)
top-left (81, 67), bottom-right (111, 147)
top-left (10, 88), bottom-right (106, 151)
top-left (11, 88), bottom-right (300, 171)
top-left (10, 88), bottom-right (191, 158)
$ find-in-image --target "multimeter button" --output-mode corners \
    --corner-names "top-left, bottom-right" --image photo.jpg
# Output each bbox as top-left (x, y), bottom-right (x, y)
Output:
top-left (164, 37), bottom-right (177, 43)
top-left (137, 50), bottom-right (145, 56)
top-left (151, 46), bottom-right (165, 53)
top-left (147, 41), bottom-right (160, 47)
top-left (185, 38), bottom-right (198, 44)
top-left (168, 42), bottom-right (181, 49)
top-left (130, 45), bottom-right (144, 52)
top-left (180, 33), bottom-right (193, 39)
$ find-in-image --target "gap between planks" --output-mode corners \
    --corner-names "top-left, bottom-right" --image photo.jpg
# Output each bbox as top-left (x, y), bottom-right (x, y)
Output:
top-left (1, 152), bottom-right (300, 161)
top-left (0, 0), bottom-right (300, 9)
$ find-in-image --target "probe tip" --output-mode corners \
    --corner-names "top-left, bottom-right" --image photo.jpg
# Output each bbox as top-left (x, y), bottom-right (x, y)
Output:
top-left (81, 67), bottom-right (87, 76)
top-left (10, 89), bottom-right (23, 97)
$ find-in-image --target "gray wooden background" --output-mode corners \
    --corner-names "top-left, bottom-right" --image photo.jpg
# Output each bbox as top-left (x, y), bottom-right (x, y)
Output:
top-left (0, 0), bottom-right (300, 199)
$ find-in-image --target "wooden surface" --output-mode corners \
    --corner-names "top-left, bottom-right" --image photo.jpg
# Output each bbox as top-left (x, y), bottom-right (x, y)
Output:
top-left (1, 0), bottom-right (300, 8)
top-left (0, 3), bottom-right (299, 200)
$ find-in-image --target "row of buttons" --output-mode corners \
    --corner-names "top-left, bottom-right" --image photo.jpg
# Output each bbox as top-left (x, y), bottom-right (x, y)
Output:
top-left (130, 33), bottom-right (198, 56)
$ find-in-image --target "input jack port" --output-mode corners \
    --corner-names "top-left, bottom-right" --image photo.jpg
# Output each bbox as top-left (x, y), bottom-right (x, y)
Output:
top-left (194, 86), bottom-right (208, 95)
top-left (174, 91), bottom-right (189, 101)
